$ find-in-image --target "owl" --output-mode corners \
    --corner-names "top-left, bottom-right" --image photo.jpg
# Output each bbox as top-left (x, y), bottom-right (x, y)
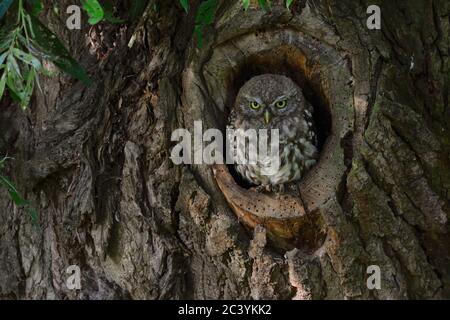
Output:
top-left (227, 74), bottom-right (318, 191)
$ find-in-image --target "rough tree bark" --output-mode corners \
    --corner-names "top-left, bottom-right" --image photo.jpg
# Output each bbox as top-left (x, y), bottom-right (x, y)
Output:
top-left (0, 0), bottom-right (449, 299)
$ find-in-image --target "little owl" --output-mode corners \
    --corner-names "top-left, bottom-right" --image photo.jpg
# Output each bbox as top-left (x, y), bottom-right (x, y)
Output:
top-left (227, 74), bottom-right (318, 191)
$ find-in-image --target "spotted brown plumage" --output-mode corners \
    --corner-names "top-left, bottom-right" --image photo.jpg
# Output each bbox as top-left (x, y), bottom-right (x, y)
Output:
top-left (227, 74), bottom-right (318, 189)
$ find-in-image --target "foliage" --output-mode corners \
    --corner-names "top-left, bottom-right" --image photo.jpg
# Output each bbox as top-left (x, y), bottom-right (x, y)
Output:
top-left (0, 0), bottom-right (298, 108)
top-left (179, 0), bottom-right (189, 13)
top-left (250, 0), bottom-right (297, 11)
top-left (257, 0), bottom-right (269, 11)
top-left (242, 0), bottom-right (250, 10)
top-left (0, 0), bottom-right (128, 110)
top-left (194, 0), bottom-right (218, 48)
top-left (286, 0), bottom-right (294, 9)
top-left (0, 0), bottom-right (14, 19)
top-left (82, 0), bottom-right (124, 25)
top-left (81, 0), bottom-right (104, 24)
top-left (178, 0), bottom-right (297, 47)
top-left (0, 0), bottom-right (297, 222)
top-left (0, 0), bottom-right (91, 109)
top-left (0, 156), bottom-right (38, 224)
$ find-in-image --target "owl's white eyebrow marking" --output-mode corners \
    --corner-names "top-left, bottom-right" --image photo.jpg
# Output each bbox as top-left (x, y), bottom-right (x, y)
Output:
top-left (271, 91), bottom-right (296, 105)
top-left (243, 95), bottom-right (264, 105)
top-left (272, 95), bottom-right (288, 103)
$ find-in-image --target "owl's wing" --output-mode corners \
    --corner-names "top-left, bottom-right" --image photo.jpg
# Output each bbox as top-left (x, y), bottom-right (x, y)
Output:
top-left (227, 108), bottom-right (237, 127)
top-left (302, 101), bottom-right (318, 146)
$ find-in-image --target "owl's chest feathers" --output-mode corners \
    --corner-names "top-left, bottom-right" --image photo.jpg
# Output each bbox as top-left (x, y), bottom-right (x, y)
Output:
top-left (236, 138), bottom-right (317, 186)
top-left (229, 104), bottom-right (318, 186)
top-left (231, 111), bottom-right (317, 185)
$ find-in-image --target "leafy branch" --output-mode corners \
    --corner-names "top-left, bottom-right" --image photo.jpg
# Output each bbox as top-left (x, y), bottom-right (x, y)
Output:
top-left (0, 0), bottom-right (129, 225)
top-left (1, 0), bottom-right (44, 109)
top-left (0, 0), bottom-right (91, 109)
top-left (0, 0), bottom-right (94, 224)
top-left (0, 156), bottom-right (38, 224)
top-left (0, 0), bottom-right (298, 224)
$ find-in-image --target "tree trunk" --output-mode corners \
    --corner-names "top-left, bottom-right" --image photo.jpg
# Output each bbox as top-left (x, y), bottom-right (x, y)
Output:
top-left (0, 0), bottom-right (449, 299)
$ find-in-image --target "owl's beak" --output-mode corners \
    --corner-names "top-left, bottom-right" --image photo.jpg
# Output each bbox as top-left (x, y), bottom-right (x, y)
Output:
top-left (264, 110), bottom-right (271, 124)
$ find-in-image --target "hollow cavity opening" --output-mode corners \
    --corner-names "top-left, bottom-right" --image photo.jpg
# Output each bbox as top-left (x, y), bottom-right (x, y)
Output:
top-left (221, 45), bottom-right (332, 189)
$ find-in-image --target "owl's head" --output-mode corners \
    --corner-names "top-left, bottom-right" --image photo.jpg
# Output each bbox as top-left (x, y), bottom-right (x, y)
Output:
top-left (234, 74), bottom-right (305, 127)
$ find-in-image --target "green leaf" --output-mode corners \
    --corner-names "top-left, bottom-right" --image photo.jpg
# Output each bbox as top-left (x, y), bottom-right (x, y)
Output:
top-left (180, 0), bottom-right (189, 13)
top-left (7, 54), bottom-right (22, 77)
top-left (242, 0), bottom-right (250, 10)
top-left (81, 0), bottom-right (105, 25)
top-left (25, 207), bottom-right (38, 224)
top-left (0, 51), bottom-right (8, 66)
top-left (258, 0), bottom-right (270, 11)
top-left (102, 1), bottom-right (124, 24)
top-left (194, 24), bottom-right (203, 48)
top-left (194, 0), bottom-right (218, 48)
top-left (25, 12), bottom-right (36, 38)
top-left (0, 174), bottom-right (39, 224)
top-left (129, 0), bottom-right (149, 19)
top-left (12, 48), bottom-right (42, 70)
top-left (6, 69), bottom-right (26, 105)
top-left (0, 72), bottom-right (6, 100)
top-left (8, 189), bottom-right (29, 206)
top-left (6, 80), bottom-right (22, 103)
top-left (0, 26), bottom-right (16, 51)
top-left (286, 0), bottom-right (294, 9)
top-left (26, 0), bottom-right (43, 16)
top-left (0, 176), bottom-right (28, 206)
top-left (0, 37), bottom-right (11, 52)
top-left (52, 3), bottom-right (59, 15)
top-left (0, 175), bottom-right (18, 193)
top-left (0, 0), bottom-right (14, 20)
top-left (9, 189), bottom-right (28, 206)
top-left (195, 0), bottom-right (218, 25)
top-left (21, 67), bottom-right (35, 108)
top-left (0, 156), bottom-right (39, 225)
top-left (28, 15), bottom-right (91, 85)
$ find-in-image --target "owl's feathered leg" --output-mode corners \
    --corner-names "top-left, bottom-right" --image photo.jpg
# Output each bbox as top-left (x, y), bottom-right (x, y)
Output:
top-left (273, 184), bottom-right (285, 198)
top-left (252, 184), bottom-right (286, 198)
top-left (253, 184), bottom-right (271, 193)
top-left (273, 184), bottom-right (301, 198)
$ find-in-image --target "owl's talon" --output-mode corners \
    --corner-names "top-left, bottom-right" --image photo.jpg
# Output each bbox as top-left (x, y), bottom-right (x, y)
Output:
top-left (253, 185), bottom-right (267, 193)
top-left (252, 184), bottom-right (274, 193)
top-left (252, 184), bottom-right (286, 196)
top-left (273, 184), bottom-right (285, 198)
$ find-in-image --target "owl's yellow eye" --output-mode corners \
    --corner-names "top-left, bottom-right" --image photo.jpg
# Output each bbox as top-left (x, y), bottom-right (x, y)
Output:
top-left (250, 101), bottom-right (261, 109)
top-left (275, 100), bottom-right (287, 109)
